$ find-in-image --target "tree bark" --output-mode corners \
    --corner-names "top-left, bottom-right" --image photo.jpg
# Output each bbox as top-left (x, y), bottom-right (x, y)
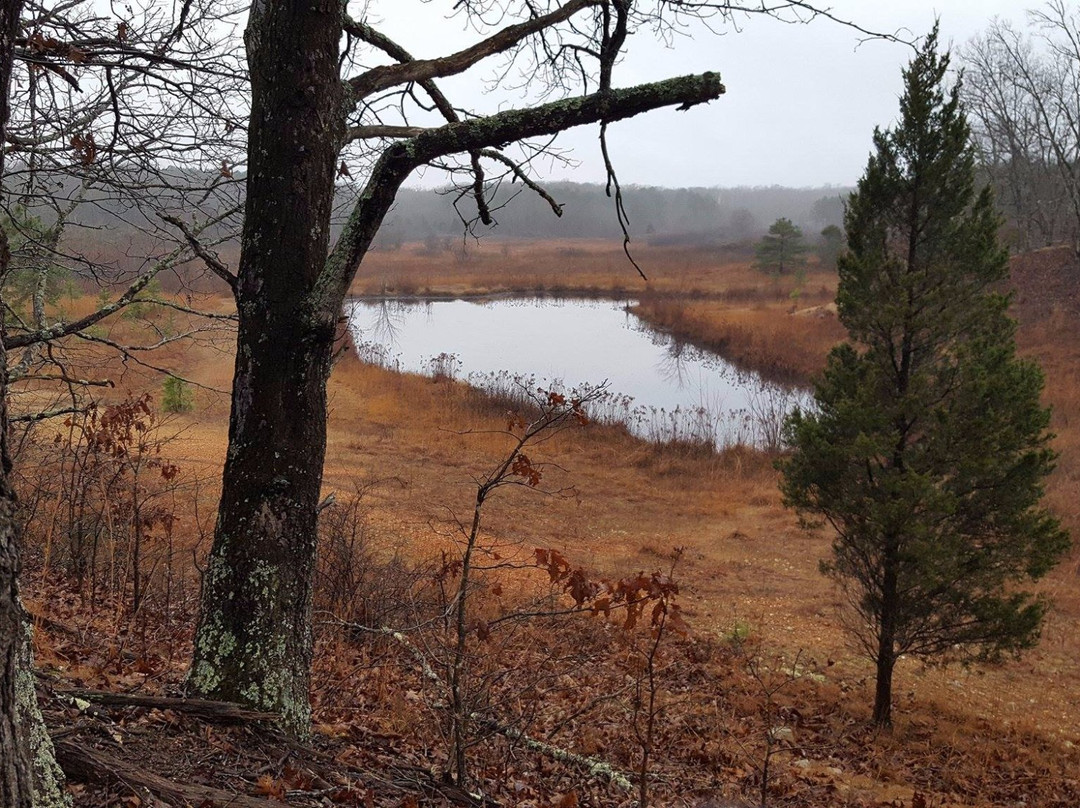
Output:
top-left (2, 2), bottom-right (68, 805)
top-left (187, 0), bottom-right (345, 736)
top-left (0, 0), bottom-right (30, 794)
top-left (15, 622), bottom-right (69, 807)
top-left (0, 459), bottom-right (29, 808)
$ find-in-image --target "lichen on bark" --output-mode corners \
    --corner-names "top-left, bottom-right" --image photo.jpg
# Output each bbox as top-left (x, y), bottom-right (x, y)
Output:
top-left (16, 624), bottom-right (69, 808)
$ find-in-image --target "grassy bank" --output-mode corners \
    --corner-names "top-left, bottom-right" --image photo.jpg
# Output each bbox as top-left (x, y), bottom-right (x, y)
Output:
top-left (631, 292), bottom-right (846, 386)
top-left (351, 238), bottom-right (784, 299)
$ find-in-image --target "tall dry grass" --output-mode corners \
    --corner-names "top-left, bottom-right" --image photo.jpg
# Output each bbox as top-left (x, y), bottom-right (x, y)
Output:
top-left (632, 294), bottom-right (846, 385)
top-left (352, 239), bottom-right (821, 299)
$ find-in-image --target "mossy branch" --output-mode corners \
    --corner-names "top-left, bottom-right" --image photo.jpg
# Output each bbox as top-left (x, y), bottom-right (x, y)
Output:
top-left (314, 71), bottom-right (725, 317)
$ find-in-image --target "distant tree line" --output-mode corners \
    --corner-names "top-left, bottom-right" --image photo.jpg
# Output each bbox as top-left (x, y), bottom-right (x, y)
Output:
top-left (2, 169), bottom-right (851, 264)
top-left (364, 181), bottom-right (850, 248)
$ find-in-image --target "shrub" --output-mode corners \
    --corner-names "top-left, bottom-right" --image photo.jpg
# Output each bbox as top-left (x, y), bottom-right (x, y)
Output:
top-left (161, 376), bottom-right (193, 413)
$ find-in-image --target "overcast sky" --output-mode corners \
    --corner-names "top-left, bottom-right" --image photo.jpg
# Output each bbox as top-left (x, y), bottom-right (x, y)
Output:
top-left (371, 1), bottom-right (1034, 189)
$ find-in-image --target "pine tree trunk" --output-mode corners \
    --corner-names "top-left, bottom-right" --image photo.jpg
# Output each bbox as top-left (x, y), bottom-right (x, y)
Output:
top-left (187, 0), bottom-right (345, 736)
top-left (872, 647), bottom-right (895, 727)
top-left (873, 555), bottom-right (899, 727)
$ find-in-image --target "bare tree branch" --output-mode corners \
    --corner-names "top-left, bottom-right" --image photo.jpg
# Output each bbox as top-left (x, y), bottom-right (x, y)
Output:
top-left (476, 148), bottom-right (564, 217)
top-left (159, 211), bottom-right (239, 292)
top-left (348, 0), bottom-right (600, 99)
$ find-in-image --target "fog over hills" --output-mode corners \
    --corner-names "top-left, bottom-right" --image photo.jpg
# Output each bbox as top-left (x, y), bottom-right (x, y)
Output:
top-left (6, 170), bottom-right (849, 260)
top-left (365, 182), bottom-right (849, 248)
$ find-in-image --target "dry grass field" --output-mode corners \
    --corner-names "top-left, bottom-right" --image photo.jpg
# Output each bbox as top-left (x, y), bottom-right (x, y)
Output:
top-left (351, 239), bottom-right (802, 298)
top-left (18, 241), bottom-right (1080, 806)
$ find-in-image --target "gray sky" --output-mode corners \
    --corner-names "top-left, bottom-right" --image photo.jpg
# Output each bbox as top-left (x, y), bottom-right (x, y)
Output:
top-left (372, 1), bottom-right (1033, 189)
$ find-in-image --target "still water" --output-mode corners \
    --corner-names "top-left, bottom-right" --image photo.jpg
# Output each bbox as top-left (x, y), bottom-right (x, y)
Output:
top-left (344, 298), bottom-right (806, 448)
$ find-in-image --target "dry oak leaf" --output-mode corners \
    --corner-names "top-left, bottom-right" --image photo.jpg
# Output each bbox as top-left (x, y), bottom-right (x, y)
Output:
top-left (254, 774), bottom-right (287, 801)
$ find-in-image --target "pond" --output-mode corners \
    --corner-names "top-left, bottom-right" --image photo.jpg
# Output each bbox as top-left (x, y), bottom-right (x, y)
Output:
top-left (344, 298), bottom-right (807, 449)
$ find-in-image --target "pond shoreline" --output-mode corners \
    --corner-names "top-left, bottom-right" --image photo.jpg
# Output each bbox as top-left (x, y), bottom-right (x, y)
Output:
top-left (352, 287), bottom-right (696, 305)
top-left (349, 289), bottom-right (830, 389)
top-left (345, 296), bottom-right (808, 451)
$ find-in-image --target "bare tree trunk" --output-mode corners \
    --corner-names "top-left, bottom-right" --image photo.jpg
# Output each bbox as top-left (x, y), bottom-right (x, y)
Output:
top-left (186, 0), bottom-right (345, 737)
top-left (0, 456), bottom-right (29, 808)
top-left (14, 622), bottom-right (68, 807)
top-left (0, 402), bottom-right (60, 808)
top-left (0, 0), bottom-right (31, 793)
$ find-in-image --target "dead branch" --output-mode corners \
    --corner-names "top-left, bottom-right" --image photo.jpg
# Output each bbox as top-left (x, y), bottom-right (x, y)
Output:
top-left (56, 688), bottom-right (279, 723)
top-left (477, 148), bottom-right (564, 217)
top-left (55, 739), bottom-right (272, 808)
top-left (159, 211), bottom-right (239, 292)
top-left (474, 715), bottom-right (634, 790)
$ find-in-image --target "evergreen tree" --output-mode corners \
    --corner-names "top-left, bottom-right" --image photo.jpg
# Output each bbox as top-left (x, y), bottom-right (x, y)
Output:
top-left (779, 30), bottom-right (1069, 727)
top-left (817, 224), bottom-right (844, 271)
top-left (754, 217), bottom-right (807, 276)
top-left (0, 206), bottom-right (70, 316)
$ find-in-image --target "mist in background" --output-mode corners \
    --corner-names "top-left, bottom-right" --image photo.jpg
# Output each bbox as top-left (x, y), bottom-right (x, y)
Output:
top-left (366, 183), bottom-right (847, 249)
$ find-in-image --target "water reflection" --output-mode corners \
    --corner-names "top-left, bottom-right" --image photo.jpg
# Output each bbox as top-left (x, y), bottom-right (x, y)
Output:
top-left (345, 298), bottom-right (807, 449)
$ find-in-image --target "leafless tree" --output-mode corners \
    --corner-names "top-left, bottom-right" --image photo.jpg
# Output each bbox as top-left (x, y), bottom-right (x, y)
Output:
top-left (1, 2), bottom-right (31, 797)
top-left (2, 2), bottom-right (69, 804)
top-left (2, 2), bottom-right (247, 802)
top-left (963, 1), bottom-right (1080, 254)
top-left (3, 0), bottom-right (248, 414)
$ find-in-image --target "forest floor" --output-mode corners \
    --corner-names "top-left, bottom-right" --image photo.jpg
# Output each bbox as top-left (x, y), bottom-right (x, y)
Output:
top-left (17, 240), bottom-right (1080, 807)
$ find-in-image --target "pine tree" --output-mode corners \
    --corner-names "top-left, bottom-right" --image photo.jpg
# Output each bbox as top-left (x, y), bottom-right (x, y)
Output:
top-left (817, 224), bottom-right (844, 271)
top-left (754, 217), bottom-right (807, 276)
top-left (779, 29), bottom-right (1070, 727)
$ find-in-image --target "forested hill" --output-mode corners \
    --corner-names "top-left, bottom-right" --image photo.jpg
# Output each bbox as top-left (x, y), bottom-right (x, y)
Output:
top-left (365, 181), bottom-right (849, 247)
top-left (6, 168), bottom-right (846, 248)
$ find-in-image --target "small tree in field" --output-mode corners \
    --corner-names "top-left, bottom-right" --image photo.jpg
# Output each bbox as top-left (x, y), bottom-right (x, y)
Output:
top-left (161, 377), bottom-right (194, 414)
top-left (754, 217), bottom-right (807, 277)
top-left (817, 224), bottom-right (844, 271)
top-left (779, 30), bottom-right (1070, 727)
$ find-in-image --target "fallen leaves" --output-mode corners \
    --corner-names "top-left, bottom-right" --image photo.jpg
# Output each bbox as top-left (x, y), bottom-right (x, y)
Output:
top-left (253, 774), bottom-right (286, 801)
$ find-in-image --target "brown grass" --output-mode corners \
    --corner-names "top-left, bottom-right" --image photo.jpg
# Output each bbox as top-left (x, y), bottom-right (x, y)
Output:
top-left (632, 291), bottom-right (846, 385)
top-left (353, 238), bottom-right (831, 300)
top-left (16, 242), bottom-right (1080, 807)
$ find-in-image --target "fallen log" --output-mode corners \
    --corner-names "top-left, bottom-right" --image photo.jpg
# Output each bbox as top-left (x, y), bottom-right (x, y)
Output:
top-left (56, 688), bottom-right (279, 723)
top-left (56, 739), bottom-right (272, 808)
